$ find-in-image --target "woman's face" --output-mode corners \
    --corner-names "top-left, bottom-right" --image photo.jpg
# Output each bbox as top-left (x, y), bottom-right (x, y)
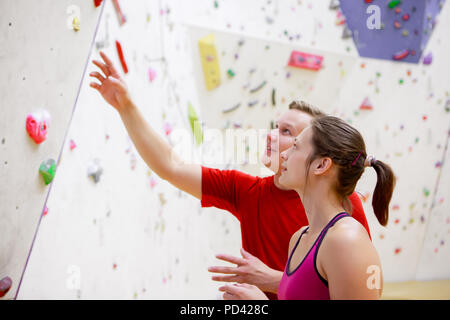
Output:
top-left (279, 126), bottom-right (315, 192)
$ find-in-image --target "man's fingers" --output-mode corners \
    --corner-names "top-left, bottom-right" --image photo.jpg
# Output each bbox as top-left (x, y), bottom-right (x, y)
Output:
top-left (215, 254), bottom-right (246, 266)
top-left (89, 71), bottom-right (106, 83)
top-left (208, 266), bottom-right (243, 275)
top-left (90, 82), bottom-right (101, 90)
top-left (99, 51), bottom-right (118, 74)
top-left (92, 60), bottom-right (110, 77)
top-left (240, 248), bottom-right (254, 259)
top-left (211, 275), bottom-right (240, 283)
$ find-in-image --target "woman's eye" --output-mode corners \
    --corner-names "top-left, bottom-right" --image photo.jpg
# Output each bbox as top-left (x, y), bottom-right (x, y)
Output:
top-left (283, 129), bottom-right (291, 134)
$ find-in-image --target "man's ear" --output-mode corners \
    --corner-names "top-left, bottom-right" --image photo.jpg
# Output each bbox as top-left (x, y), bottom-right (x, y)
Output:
top-left (313, 157), bottom-right (333, 176)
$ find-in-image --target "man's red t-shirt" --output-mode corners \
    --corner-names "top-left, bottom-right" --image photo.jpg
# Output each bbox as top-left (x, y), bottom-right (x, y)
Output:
top-left (201, 166), bottom-right (371, 297)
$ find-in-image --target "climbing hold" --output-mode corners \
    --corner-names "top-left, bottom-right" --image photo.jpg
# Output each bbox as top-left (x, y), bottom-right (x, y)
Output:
top-left (271, 88), bottom-right (276, 106)
top-left (163, 123), bottom-right (173, 136)
top-left (392, 49), bottom-right (409, 61)
top-left (394, 247), bottom-right (402, 255)
top-left (288, 51), bottom-right (323, 71)
top-left (388, 0), bottom-right (402, 9)
top-left (72, 17), bottom-right (80, 32)
top-left (112, 0), bottom-right (126, 25)
top-left (188, 102), bottom-right (203, 145)
top-left (342, 26), bottom-right (352, 39)
top-left (69, 139), bottom-right (77, 151)
top-left (394, 21), bottom-right (401, 29)
top-left (26, 110), bottom-right (51, 144)
top-left (0, 276), bottom-right (12, 298)
top-left (115, 40), bottom-right (128, 74)
top-left (148, 68), bottom-right (157, 82)
top-left (222, 103), bottom-right (241, 114)
top-left (198, 34), bottom-right (221, 90)
top-left (423, 52), bottom-right (433, 65)
top-left (248, 100), bottom-right (259, 107)
top-left (94, 0), bottom-right (103, 7)
top-left (402, 13), bottom-right (410, 21)
top-left (39, 159), bottom-right (56, 185)
top-left (87, 159), bottom-right (103, 183)
top-left (227, 69), bottom-right (235, 78)
top-left (43, 206), bottom-right (49, 216)
top-left (329, 0), bottom-right (340, 10)
top-left (249, 80), bottom-right (267, 93)
top-left (359, 97), bottom-right (373, 110)
top-left (423, 187), bottom-right (430, 197)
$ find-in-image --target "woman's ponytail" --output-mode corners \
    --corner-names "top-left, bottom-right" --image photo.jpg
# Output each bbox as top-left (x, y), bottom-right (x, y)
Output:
top-left (371, 160), bottom-right (396, 226)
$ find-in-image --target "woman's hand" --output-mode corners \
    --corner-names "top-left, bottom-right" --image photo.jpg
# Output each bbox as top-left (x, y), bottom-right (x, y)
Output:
top-left (219, 283), bottom-right (269, 300)
top-left (209, 248), bottom-right (282, 293)
top-left (89, 51), bottom-right (132, 112)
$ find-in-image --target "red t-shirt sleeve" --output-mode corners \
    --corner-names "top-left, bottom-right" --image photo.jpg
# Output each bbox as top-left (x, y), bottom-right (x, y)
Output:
top-left (349, 192), bottom-right (372, 240)
top-left (201, 166), bottom-right (258, 221)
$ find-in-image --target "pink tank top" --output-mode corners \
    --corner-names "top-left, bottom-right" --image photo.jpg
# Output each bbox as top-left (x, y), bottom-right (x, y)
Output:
top-left (277, 212), bottom-right (350, 300)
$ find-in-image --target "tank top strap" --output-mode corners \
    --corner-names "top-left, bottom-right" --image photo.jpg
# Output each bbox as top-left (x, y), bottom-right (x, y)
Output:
top-left (317, 212), bottom-right (350, 242)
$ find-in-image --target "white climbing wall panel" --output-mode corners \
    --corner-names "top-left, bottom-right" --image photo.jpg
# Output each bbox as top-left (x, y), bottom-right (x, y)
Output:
top-left (0, 0), bottom-right (104, 300)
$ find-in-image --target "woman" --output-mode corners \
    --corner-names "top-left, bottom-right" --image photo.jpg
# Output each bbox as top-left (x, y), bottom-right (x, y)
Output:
top-left (219, 116), bottom-right (395, 300)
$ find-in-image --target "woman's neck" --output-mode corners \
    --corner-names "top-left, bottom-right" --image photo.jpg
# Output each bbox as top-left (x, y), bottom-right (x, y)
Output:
top-left (296, 185), bottom-right (345, 234)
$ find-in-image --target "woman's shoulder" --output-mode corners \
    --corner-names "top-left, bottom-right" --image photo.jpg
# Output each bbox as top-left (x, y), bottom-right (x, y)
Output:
top-left (322, 215), bottom-right (374, 256)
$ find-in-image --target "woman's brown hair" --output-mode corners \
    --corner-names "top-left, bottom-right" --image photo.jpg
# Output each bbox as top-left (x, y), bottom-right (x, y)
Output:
top-left (307, 116), bottom-right (396, 226)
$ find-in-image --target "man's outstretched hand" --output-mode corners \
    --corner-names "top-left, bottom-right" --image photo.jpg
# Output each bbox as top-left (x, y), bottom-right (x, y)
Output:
top-left (208, 248), bottom-right (282, 294)
top-left (89, 51), bottom-right (132, 112)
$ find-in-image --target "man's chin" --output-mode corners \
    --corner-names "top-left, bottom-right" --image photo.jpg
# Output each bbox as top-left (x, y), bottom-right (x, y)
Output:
top-left (260, 153), bottom-right (280, 173)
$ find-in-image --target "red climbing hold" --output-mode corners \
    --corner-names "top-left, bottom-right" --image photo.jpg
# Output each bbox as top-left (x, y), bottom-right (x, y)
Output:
top-left (0, 276), bottom-right (12, 298)
top-left (26, 111), bottom-right (51, 144)
top-left (393, 49), bottom-right (410, 61)
top-left (115, 40), bottom-right (128, 74)
top-left (93, 0), bottom-right (103, 7)
top-left (359, 97), bottom-right (373, 110)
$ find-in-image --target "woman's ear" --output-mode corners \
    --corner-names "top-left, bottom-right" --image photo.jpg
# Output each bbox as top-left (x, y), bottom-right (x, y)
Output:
top-left (313, 157), bottom-right (333, 176)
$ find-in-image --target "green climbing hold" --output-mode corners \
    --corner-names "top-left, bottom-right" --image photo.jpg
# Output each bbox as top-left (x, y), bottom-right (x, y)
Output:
top-left (227, 69), bottom-right (235, 78)
top-left (39, 159), bottom-right (56, 185)
top-left (388, 0), bottom-right (402, 9)
top-left (423, 188), bottom-right (430, 197)
top-left (188, 102), bottom-right (203, 146)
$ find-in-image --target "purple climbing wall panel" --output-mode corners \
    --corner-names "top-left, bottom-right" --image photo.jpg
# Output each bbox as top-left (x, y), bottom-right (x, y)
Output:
top-left (339, 0), bottom-right (445, 63)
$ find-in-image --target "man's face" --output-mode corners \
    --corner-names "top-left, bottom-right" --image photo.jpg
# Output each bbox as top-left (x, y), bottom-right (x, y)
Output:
top-left (262, 109), bottom-right (313, 174)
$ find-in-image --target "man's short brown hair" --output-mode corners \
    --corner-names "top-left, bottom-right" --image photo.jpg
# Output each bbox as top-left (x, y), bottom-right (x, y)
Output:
top-left (289, 100), bottom-right (326, 118)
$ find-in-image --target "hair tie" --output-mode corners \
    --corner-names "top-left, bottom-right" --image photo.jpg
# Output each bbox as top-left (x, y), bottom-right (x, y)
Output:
top-left (364, 156), bottom-right (377, 167)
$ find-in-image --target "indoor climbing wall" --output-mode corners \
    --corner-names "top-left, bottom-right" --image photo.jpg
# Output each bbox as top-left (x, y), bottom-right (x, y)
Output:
top-left (0, 0), bottom-right (104, 299)
top-left (335, 0), bottom-right (450, 282)
top-left (185, 0), bottom-right (450, 282)
top-left (187, 26), bottom-right (357, 177)
top-left (16, 0), bottom-right (241, 299)
top-left (2, 0), bottom-right (449, 300)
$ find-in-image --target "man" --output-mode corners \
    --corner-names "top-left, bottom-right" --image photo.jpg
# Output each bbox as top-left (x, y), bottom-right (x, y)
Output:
top-left (90, 51), bottom-right (370, 299)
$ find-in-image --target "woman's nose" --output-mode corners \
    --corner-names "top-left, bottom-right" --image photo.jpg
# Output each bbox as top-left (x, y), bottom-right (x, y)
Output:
top-left (280, 151), bottom-right (288, 160)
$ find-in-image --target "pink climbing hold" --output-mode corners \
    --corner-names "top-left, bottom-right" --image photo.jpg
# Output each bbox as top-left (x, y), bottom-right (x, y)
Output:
top-left (26, 110), bottom-right (51, 144)
top-left (148, 68), bottom-right (157, 82)
top-left (0, 276), bottom-right (12, 298)
top-left (69, 139), bottom-right (77, 151)
top-left (163, 123), bottom-right (173, 136)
